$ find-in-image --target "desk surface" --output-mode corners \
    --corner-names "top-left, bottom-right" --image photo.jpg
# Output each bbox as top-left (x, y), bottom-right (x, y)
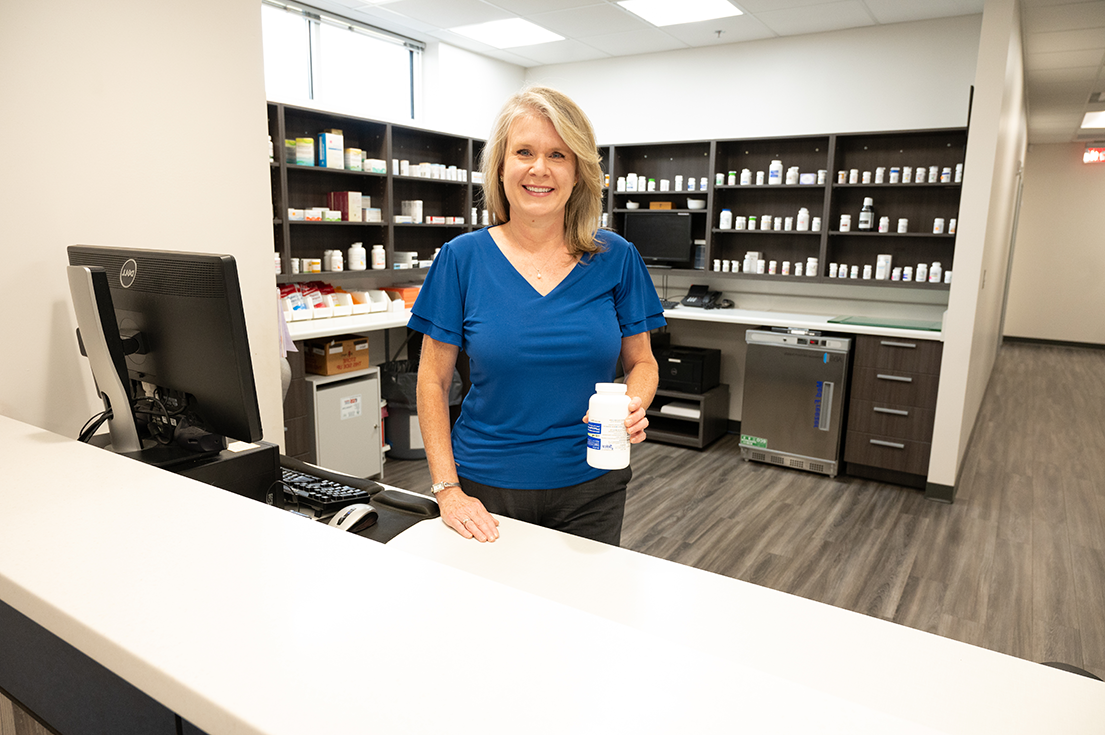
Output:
top-left (662, 305), bottom-right (945, 340)
top-left (1, 415), bottom-right (1099, 733)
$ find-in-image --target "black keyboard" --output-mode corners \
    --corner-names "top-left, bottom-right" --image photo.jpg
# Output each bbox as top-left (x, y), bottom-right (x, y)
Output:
top-left (281, 468), bottom-right (375, 513)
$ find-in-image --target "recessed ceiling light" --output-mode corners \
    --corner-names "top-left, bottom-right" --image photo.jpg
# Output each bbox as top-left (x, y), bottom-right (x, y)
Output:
top-left (1081, 111), bottom-right (1105, 128)
top-left (449, 18), bottom-right (565, 49)
top-left (618, 0), bottom-right (743, 27)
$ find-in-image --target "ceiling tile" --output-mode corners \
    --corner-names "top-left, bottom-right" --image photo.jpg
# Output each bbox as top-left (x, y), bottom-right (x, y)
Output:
top-left (346, 5), bottom-right (443, 33)
top-left (863, 0), bottom-right (984, 24)
top-left (581, 27), bottom-right (688, 56)
top-left (530, 4), bottom-right (649, 37)
top-left (1026, 27), bottom-right (1105, 54)
top-left (1027, 65), bottom-right (1100, 83)
top-left (736, 0), bottom-right (838, 11)
top-left (503, 38), bottom-right (612, 64)
top-left (1025, 48), bottom-right (1105, 70)
top-left (755, 1), bottom-right (876, 37)
top-left (655, 14), bottom-right (777, 45)
top-left (379, 0), bottom-right (512, 29)
top-left (1024, 1), bottom-right (1105, 32)
top-left (1027, 78), bottom-right (1095, 105)
top-left (488, 0), bottom-right (604, 13)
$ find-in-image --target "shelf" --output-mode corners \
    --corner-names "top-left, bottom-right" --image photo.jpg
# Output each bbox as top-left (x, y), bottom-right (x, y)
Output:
top-left (619, 208), bottom-right (705, 214)
top-left (646, 385), bottom-right (730, 450)
top-left (393, 175), bottom-right (469, 186)
top-left (277, 269), bottom-right (427, 285)
top-left (289, 220), bottom-right (386, 226)
top-left (285, 310), bottom-right (412, 341)
top-left (714, 184), bottom-right (825, 190)
top-left (285, 164), bottom-right (387, 178)
top-left (832, 182), bottom-right (961, 189)
top-left (828, 231), bottom-right (956, 238)
top-left (712, 229), bottom-right (821, 235)
top-left (613, 190), bottom-right (705, 196)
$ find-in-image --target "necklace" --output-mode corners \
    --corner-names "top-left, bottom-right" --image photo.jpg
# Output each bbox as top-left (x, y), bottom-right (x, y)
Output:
top-left (528, 246), bottom-right (563, 279)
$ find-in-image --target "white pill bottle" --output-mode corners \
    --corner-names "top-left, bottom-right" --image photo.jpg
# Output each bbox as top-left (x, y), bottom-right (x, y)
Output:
top-left (586, 383), bottom-right (631, 470)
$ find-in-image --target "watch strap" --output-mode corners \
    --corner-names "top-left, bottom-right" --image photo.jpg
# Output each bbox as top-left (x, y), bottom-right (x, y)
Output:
top-left (430, 480), bottom-right (461, 495)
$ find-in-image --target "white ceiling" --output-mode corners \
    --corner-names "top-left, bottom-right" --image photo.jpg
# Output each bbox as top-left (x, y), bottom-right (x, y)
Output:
top-left (306, 0), bottom-right (1105, 145)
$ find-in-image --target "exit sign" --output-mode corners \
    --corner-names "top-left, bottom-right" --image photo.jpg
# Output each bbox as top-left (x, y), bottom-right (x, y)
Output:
top-left (1084, 146), bottom-right (1105, 163)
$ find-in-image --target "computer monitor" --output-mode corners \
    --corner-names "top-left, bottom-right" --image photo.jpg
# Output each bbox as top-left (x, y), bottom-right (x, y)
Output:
top-left (66, 245), bottom-right (263, 465)
top-left (622, 212), bottom-right (694, 268)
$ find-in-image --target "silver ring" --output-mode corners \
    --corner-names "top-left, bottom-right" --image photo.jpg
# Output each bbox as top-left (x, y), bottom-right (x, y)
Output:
top-left (461, 518), bottom-right (471, 524)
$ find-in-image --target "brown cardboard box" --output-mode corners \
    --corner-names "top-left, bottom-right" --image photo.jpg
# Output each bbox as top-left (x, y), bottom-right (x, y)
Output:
top-left (648, 201), bottom-right (673, 210)
top-left (304, 335), bottom-right (370, 375)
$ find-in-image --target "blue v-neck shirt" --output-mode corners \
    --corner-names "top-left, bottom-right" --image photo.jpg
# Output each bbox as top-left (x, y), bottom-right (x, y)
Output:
top-left (408, 227), bottom-right (666, 489)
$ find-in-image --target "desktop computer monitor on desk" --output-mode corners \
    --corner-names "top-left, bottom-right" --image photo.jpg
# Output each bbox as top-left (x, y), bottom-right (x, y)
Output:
top-left (66, 245), bottom-right (276, 503)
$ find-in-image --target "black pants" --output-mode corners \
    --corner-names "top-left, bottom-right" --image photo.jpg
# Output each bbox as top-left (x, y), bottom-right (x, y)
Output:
top-left (460, 467), bottom-right (632, 546)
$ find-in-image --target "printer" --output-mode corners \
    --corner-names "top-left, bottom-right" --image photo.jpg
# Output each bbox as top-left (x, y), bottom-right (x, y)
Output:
top-left (655, 345), bottom-right (721, 394)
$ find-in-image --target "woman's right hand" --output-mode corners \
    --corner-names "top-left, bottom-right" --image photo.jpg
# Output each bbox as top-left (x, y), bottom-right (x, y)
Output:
top-left (436, 486), bottom-right (499, 542)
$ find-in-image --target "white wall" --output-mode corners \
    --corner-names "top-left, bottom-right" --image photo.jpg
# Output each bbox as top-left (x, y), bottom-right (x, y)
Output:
top-left (0, 1), bottom-right (282, 445)
top-left (526, 15), bottom-right (981, 144)
top-left (928, 0), bottom-right (1028, 490)
top-left (421, 42), bottom-right (526, 140)
top-left (1003, 143), bottom-right (1105, 345)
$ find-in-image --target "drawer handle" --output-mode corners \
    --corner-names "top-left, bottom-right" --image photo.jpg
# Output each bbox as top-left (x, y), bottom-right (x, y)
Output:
top-left (880, 340), bottom-right (917, 349)
top-left (876, 373), bottom-right (913, 383)
top-left (873, 406), bottom-right (910, 416)
top-left (870, 439), bottom-right (906, 449)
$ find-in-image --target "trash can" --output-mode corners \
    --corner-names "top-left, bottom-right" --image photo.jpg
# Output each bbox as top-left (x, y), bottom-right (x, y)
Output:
top-left (380, 360), bottom-right (462, 460)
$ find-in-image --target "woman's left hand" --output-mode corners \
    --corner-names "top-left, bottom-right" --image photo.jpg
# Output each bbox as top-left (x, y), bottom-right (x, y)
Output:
top-left (583, 395), bottom-right (649, 444)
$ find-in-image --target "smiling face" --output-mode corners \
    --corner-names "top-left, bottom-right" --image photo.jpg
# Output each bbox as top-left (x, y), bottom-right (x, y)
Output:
top-left (500, 112), bottom-right (577, 228)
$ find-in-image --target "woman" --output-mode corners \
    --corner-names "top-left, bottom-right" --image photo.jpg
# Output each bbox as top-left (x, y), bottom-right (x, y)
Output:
top-left (409, 85), bottom-right (665, 545)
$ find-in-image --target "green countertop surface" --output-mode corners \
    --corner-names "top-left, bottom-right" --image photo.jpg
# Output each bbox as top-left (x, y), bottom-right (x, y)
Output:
top-left (828, 315), bottom-right (942, 331)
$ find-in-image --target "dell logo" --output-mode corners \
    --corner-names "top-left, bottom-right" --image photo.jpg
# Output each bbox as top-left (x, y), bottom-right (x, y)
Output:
top-left (119, 259), bottom-right (137, 288)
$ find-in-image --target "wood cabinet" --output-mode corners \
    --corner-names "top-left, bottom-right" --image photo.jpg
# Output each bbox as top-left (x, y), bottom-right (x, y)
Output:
top-left (268, 102), bottom-right (483, 286)
top-left (603, 127), bottom-right (966, 295)
top-left (843, 336), bottom-right (944, 487)
top-left (646, 384), bottom-right (730, 449)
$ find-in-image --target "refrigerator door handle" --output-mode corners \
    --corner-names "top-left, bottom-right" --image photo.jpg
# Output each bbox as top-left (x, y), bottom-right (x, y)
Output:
top-left (876, 373), bottom-right (913, 383)
top-left (817, 381), bottom-right (834, 431)
top-left (880, 340), bottom-right (917, 349)
top-left (873, 406), bottom-right (910, 416)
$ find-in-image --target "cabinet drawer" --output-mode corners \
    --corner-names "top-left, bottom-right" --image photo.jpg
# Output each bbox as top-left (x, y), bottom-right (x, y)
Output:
top-left (844, 430), bottom-right (932, 475)
top-left (853, 335), bottom-right (943, 374)
top-left (846, 399), bottom-right (936, 442)
top-left (850, 367), bottom-right (940, 409)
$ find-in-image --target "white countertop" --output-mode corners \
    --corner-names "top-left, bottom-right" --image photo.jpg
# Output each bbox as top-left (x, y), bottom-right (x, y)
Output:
top-left (1, 415), bottom-right (1099, 733)
top-left (392, 517), bottom-right (1105, 734)
top-left (662, 305), bottom-right (944, 341)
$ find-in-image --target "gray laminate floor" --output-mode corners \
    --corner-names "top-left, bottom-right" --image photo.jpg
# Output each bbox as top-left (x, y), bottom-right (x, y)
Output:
top-left (381, 340), bottom-right (1105, 677)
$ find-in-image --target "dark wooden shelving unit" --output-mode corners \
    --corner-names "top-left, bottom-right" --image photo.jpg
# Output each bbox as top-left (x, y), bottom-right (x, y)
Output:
top-left (602, 128), bottom-right (966, 294)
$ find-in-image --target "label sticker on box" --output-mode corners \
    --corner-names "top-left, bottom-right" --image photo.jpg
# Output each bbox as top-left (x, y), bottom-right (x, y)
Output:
top-left (740, 434), bottom-right (767, 448)
top-left (341, 395), bottom-right (362, 420)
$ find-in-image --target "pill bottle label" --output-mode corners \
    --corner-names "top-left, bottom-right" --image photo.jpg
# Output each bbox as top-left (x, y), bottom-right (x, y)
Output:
top-left (587, 420), bottom-right (629, 468)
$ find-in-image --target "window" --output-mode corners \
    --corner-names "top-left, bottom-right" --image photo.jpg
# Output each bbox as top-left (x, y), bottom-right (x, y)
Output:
top-left (261, 2), bottom-right (421, 121)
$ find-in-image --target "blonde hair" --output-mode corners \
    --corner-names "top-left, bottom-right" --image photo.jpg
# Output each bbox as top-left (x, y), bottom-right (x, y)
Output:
top-left (479, 85), bottom-right (605, 256)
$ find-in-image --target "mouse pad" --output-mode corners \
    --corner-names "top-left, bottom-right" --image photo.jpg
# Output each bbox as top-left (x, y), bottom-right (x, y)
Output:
top-left (358, 492), bottom-right (439, 543)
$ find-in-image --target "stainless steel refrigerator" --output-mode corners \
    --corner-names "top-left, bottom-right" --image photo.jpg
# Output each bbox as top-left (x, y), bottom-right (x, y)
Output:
top-left (739, 329), bottom-right (852, 477)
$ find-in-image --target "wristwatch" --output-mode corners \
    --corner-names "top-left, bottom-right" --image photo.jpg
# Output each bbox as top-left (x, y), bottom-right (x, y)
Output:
top-left (430, 480), bottom-right (461, 495)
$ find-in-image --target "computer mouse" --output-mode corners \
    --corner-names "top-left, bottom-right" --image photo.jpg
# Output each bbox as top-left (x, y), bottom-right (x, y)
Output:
top-left (328, 503), bottom-right (378, 533)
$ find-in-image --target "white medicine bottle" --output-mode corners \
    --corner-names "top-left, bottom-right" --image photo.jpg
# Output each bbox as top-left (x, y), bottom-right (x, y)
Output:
top-left (347, 242), bottom-right (367, 271)
top-left (370, 244), bottom-right (386, 270)
top-left (587, 383), bottom-right (631, 470)
top-left (768, 160), bottom-right (783, 185)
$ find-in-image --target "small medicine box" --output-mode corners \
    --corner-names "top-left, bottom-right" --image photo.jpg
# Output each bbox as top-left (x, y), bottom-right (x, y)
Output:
top-left (304, 335), bottom-right (370, 376)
